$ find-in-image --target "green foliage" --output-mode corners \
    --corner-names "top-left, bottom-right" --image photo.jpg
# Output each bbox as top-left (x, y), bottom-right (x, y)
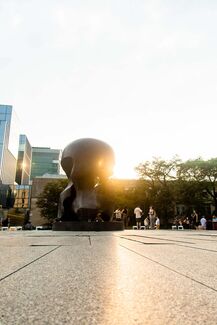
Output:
top-left (178, 158), bottom-right (217, 210)
top-left (135, 157), bottom-right (180, 225)
top-left (135, 156), bottom-right (180, 183)
top-left (135, 156), bottom-right (217, 224)
top-left (112, 179), bottom-right (146, 216)
top-left (36, 179), bottom-right (67, 223)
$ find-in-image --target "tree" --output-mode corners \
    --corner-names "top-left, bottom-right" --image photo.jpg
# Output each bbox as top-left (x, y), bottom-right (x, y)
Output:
top-left (36, 179), bottom-right (67, 223)
top-left (135, 157), bottom-right (181, 226)
top-left (135, 156), bottom-right (180, 183)
top-left (175, 179), bottom-right (207, 216)
top-left (178, 158), bottom-right (217, 212)
top-left (135, 156), bottom-right (217, 224)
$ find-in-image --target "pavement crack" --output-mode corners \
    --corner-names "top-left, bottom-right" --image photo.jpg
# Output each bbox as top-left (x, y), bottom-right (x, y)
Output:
top-left (120, 243), bottom-right (217, 293)
top-left (0, 245), bottom-right (61, 283)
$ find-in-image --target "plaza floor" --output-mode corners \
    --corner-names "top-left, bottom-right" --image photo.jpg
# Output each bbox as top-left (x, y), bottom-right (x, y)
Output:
top-left (0, 229), bottom-right (217, 325)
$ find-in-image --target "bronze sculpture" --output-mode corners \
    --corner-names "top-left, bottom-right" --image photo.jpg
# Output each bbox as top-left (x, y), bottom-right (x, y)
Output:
top-left (58, 138), bottom-right (115, 223)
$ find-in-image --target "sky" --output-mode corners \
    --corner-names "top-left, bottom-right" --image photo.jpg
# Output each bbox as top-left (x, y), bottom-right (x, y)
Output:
top-left (1, 0), bottom-right (217, 178)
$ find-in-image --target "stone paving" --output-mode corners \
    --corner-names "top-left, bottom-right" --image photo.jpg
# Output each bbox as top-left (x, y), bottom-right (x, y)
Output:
top-left (0, 229), bottom-right (217, 325)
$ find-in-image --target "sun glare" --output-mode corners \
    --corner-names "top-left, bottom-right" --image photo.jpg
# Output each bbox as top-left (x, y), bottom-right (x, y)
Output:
top-left (112, 159), bottom-right (138, 179)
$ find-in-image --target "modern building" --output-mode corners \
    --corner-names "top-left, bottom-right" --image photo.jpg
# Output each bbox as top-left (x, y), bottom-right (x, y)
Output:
top-left (13, 184), bottom-right (31, 209)
top-left (0, 184), bottom-right (15, 209)
top-left (0, 105), bottom-right (20, 184)
top-left (30, 147), bottom-right (62, 180)
top-left (15, 134), bottom-right (32, 185)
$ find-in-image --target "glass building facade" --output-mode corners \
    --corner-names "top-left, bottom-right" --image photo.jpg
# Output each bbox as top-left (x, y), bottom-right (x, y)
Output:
top-left (30, 147), bottom-right (61, 180)
top-left (15, 135), bottom-right (32, 185)
top-left (0, 105), bottom-right (20, 184)
top-left (13, 185), bottom-right (31, 209)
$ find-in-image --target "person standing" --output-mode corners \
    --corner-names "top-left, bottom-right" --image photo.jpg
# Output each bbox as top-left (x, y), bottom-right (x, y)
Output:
top-left (144, 216), bottom-right (149, 229)
top-left (134, 206), bottom-right (143, 229)
top-left (155, 216), bottom-right (160, 229)
top-left (200, 216), bottom-right (207, 230)
top-left (114, 208), bottom-right (122, 221)
top-left (0, 205), bottom-right (3, 227)
top-left (191, 210), bottom-right (198, 228)
top-left (148, 206), bottom-right (156, 229)
top-left (121, 207), bottom-right (128, 228)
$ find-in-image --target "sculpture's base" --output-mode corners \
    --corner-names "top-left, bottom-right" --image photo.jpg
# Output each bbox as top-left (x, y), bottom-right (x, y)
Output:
top-left (52, 221), bottom-right (124, 231)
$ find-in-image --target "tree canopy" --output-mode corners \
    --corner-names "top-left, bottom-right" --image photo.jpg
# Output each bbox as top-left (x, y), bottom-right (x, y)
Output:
top-left (135, 156), bottom-right (217, 224)
top-left (135, 157), bottom-right (180, 225)
top-left (36, 179), bottom-right (67, 223)
top-left (178, 158), bottom-right (217, 211)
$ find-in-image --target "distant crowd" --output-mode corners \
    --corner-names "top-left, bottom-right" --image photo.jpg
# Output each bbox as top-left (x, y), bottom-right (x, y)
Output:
top-left (172, 209), bottom-right (208, 230)
top-left (112, 206), bottom-right (212, 230)
top-left (113, 206), bottom-right (160, 230)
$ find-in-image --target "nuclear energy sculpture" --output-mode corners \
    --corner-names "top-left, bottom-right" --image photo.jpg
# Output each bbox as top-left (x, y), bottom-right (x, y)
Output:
top-left (53, 138), bottom-right (122, 230)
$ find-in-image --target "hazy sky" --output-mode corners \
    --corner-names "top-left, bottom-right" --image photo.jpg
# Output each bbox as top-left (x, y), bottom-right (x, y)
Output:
top-left (1, 0), bottom-right (217, 178)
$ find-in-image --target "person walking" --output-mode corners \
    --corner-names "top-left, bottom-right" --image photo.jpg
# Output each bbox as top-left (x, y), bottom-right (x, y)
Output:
top-left (134, 206), bottom-right (143, 229)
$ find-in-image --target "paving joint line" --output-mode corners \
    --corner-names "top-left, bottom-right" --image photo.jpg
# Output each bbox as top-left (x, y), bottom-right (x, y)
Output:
top-left (119, 235), bottom-right (217, 253)
top-left (119, 243), bottom-right (217, 293)
top-left (120, 234), bottom-right (194, 244)
top-left (0, 246), bottom-right (61, 283)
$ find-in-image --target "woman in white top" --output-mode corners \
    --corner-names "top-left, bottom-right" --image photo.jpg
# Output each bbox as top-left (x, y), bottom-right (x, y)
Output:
top-left (134, 206), bottom-right (143, 229)
top-left (114, 208), bottom-right (122, 221)
top-left (155, 217), bottom-right (160, 229)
